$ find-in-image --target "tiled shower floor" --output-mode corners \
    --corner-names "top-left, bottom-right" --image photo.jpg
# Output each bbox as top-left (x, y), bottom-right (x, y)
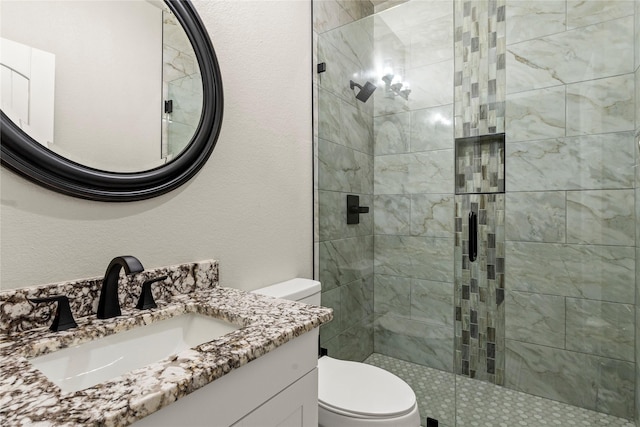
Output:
top-left (364, 353), bottom-right (634, 427)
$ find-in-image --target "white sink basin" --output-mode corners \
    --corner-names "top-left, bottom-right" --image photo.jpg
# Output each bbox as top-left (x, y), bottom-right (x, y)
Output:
top-left (29, 314), bottom-right (240, 393)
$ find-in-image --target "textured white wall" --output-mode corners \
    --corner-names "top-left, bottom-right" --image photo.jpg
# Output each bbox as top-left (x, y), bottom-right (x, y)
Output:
top-left (0, 0), bottom-right (313, 291)
top-left (1, 1), bottom-right (163, 171)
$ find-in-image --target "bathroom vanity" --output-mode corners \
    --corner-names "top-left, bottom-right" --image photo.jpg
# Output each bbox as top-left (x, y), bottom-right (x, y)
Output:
top-left (0, 260), bottom-right (332, 426)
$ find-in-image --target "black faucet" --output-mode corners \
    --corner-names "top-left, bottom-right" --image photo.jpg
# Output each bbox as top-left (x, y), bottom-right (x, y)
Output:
top-left (97, 256), bottom-right (144, 319)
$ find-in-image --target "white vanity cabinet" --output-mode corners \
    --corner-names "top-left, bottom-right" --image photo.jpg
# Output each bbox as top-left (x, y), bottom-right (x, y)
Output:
top-left (133, 329), bottom-right (319, 427)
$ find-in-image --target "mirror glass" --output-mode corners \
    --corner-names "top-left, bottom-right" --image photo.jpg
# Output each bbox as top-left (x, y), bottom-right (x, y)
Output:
top-left (1, 0), bottom-right (203, 173)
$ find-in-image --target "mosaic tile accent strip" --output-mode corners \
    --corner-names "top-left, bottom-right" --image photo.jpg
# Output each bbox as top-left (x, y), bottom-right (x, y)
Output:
top-left (365, 353), bottom-right (634, 427)
top-left (454, 194), bottom-right (505, 385)
top-left (454, 0), bottom-right (506, 138)
top-left (0, 260), bottom-right (218, 335)
top-left (455, 134), bottom-right (505, 194)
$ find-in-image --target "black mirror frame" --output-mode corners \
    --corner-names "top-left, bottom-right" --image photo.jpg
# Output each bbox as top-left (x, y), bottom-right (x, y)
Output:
top-left (0, 0), bottom-right (223, 202)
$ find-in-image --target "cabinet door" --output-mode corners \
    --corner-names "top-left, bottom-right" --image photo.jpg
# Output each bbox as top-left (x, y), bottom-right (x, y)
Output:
top-left (233, 368), bottom-right (318, 427)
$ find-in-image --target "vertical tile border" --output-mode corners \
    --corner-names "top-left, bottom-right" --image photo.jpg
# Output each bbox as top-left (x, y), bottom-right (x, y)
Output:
top-left (454, 0), bottom-right (506, 138)
top-left (454, 193), bottom-right (506, 384)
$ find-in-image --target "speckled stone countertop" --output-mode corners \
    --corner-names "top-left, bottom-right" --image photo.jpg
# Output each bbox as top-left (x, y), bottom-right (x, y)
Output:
top-left (0, 260), bottom-right (332, 426)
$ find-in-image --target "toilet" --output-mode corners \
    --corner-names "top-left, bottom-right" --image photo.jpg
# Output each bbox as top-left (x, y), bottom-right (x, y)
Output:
top-left (252, 279), bottom-right (421, 427)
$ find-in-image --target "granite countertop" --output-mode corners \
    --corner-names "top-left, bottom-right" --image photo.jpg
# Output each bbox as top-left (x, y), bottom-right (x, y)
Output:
top-left (0, 266), bottom-right (332, 426)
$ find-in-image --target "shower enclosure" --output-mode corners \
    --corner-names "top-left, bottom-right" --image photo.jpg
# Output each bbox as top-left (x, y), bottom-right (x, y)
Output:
top-left (313, 0), bottom-right (640, 425)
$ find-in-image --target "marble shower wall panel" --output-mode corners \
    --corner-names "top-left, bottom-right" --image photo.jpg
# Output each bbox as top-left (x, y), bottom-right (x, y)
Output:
top-left (506, 132), bottom-right (636, 192)
top-left (637, 0), bottom-right (640, 69)
top-left (566, 189), bottom-right (636, 247)
top-left (313, 0), bottom-right (374, 34)
top-left (374, 150), bottom-right (454, 194)
top-left (410, 104), bottom-right (455, 152)
top-left (373, 106), bottom-right (456, 154)
top-left (318, 90), bottom-right (373, 154)
top-left (409, 194), bottom-right (455, 238)
top-left (453, 0), bottom-right (507, 138)
top-left (504, 86), bottom-right (565, 143)
top-left (564, 298), bottom-right (635, 362)
top-left (319, 235), bottom-right (374, 360)
top-left (506, 241), bottom-right (635, 304)
top-left (503, 1), bottom-right (637, 417)
top-left (372, 1), bottom-right (453, 117)
top-left (565, 73), bottom-right (635, 136)
top-left (374, 112), bottom-right (410, 155)
top-left (373, 273), bottom-right (455, 372)
top-left (505, 291), bottom-right (565, 348)
top-left (505, 340), bottom-right (635, 420)
top-left (371, 0), bottom-right (455, 373)
top-left (318, 38), bottom-right (372, 108)
top-left (505, 191), bottom-right (566, 243)
top-left (506, 16), bottom-right (634, 94)
top-left (315, 2), bottom-right (376, 362)
top-left (635, 1), bottom-right (639, 424)
top-left (374, 235), bottom-right (454, 283)
top-left (373, 194), bottom-right (411, 235)
top-left (321, 277), bottom-right (375, 362)
top-left (374, 308), bottom-right (455, 372)
top-left (318, 138), bottom-right (373, 193)
top-left (566, 0), bottom-right (635, 29)
top-left (374, 194), bottom-right (454, 237)
top-left (505, 1), bottom-right (566, 45)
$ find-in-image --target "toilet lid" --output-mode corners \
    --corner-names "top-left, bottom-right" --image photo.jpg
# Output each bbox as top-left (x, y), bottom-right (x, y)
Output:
top-left (317, 357), bottom-right (417, 418)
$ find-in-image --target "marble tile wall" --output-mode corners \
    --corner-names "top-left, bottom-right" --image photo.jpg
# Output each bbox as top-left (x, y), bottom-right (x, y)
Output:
top-left (314, 0), bottom-right (376, 362)
top-left (503, 0), bottom-right (637, 420)
top-left (316, 0), bottom-right (639, 422)
top-left (635, 1), bottom-right (639, 425)
top-left (371, 0), bottom-right (456, 372)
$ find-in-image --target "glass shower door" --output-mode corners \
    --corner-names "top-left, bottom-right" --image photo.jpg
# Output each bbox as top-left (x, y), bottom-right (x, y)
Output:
top-left (314, 0), bottom-right (639, 425)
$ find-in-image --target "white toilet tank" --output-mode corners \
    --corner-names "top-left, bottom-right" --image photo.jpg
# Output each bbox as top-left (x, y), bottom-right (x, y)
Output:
top-left (252, 278), bottom-right (321, 305)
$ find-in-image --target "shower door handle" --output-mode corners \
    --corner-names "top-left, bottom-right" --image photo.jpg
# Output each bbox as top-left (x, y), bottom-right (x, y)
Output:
top-left (469, 211), bottom-right (478, 263)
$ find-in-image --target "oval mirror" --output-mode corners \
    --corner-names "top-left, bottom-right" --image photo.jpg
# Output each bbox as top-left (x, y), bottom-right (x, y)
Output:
top-left (0, 0), bottom-right (223, 201)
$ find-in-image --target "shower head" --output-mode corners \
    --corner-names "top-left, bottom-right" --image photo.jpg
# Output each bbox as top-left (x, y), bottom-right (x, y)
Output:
top-left (350, 80), bottom-right (377, 103)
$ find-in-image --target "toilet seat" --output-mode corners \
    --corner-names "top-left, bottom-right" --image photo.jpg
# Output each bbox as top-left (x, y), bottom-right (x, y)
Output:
top-left (318, 356), bottom-right (417, 419)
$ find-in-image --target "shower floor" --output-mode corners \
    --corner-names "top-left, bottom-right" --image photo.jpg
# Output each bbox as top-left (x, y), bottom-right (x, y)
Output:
top-left (364, 353), bottom-right (634, 427)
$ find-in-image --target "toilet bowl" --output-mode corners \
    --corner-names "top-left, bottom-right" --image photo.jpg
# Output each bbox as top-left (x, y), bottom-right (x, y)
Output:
top-left (252, 279), bottom-right (421, 427)
top-left (318, 356), bottom-right (420, 427)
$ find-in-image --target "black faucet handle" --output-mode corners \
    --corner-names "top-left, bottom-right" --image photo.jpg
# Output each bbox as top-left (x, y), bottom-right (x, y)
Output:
top-left (28, 295), bottom-right (78, 332)
top-left (136, 276), bottom-right (168, 310)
